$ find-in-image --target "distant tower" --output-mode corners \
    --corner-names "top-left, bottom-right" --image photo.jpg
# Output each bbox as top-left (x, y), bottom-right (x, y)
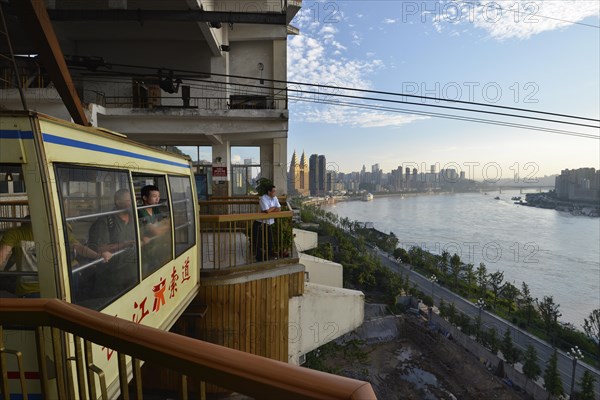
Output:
top-left (299, 151), bottom-right (309, 196)
top-left (309, 154), bottom-right (318, 196)
top-left (288, 150), bottom-right (300, 195)
top-left (318, 155), bottom-right (327, 196)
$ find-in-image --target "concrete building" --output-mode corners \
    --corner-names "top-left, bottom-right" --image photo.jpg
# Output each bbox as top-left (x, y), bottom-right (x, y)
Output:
top-left (308, 153), bottom-right (326, 196)
top-left (1, 0), bottom-right (298, 196)
top-left (0, 0), bottom-right (366, 377)
top-left (555, 168), bottom-right (600, 202)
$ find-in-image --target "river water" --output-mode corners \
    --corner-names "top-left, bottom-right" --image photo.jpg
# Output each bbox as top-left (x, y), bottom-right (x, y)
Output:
top-left (324, 191), bottom-right (600, 328)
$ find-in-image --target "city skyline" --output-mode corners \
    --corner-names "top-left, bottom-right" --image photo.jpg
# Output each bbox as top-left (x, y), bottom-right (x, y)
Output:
top-left (287, 1), bottom-right (600, 179)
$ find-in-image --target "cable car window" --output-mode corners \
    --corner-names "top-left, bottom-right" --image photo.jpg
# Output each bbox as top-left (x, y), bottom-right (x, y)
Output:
top-left (133, 175), bottom-right (173, 278)
top-left (0, 164), bottom-right (36, 298)
top-left (55, 165), bottom-right (139, 311)
top-left (168, 175), bottom-right (195, 256)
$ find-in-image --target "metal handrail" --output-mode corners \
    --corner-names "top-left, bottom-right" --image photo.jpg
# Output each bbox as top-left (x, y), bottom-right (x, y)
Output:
top-left (66, 207), bottom-right (130, 222)
top-left (70, 246), bottom-right (134, 274)
top-left (0, 299), bottom-right (377, 399)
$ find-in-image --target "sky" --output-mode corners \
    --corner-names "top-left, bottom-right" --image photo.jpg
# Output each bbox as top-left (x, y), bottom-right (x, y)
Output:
top-left (285, 0), bottom-right (600, 180)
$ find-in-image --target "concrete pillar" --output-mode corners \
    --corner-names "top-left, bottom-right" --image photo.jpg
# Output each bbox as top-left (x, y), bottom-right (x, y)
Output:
top-left (273, 137), bottom-right (288, 194)
top-left (272, 39), bottom-right (287, 109)
top-left (260, 139), bottom-right (288, 195)
top-left (260, 142), bottom-right (273, 186)
top-left (211, 141), bottom-right (231, 197)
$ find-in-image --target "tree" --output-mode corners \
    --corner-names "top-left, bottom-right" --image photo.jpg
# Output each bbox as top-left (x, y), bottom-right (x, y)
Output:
top-left (450, 253), bottom-right (462, 288)
top-left (488, 270), bottom-right (506, 309)
top-left (474, 315), bottom-right (483, 343)
top-left (486, 328), bottom-right (500, 355)
top-left (537, 296), bottom-right (562, 338)
top-left (578, 370), bottom-right (597, 400)
top-left (500, 329), bottom-right (521, 366)
top-left (543, 350), bottom-right (563, 397)
top-left (439, 250), bottom-right (450, 278)
top-left (255, 177), bottom-right (274, 195)
top-left (464, 263), bottom-right (476, 297)
top-left (582, 309), bottom-right (600, 358)
top-left (447, 302), bottom-right (457, 325)
top-left (439, 298), bottom-right (447, 318)
top-left (521, 282), bottom-right (535, 326)
top-left (522, 345), bottom-right (541, 391)
top-left (476, 262), bottom-right (488, 298)
top-left (501, 282), bottom-right (520, 315)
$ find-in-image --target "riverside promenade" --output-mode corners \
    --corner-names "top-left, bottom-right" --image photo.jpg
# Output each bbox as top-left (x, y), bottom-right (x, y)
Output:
top-left (370, 245), bottom-right (600, 398)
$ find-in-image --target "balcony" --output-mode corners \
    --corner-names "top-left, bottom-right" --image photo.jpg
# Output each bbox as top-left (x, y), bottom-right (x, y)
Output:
top-left (199, 197), bottom-right (295, 272)
top-left (88, 80), bottom-right (288, 111)
top-left (0, 299), bottom-right (376, 399)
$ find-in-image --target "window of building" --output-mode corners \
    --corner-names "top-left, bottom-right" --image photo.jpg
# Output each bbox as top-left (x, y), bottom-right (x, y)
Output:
top-left (230, 146), bottom-right (261, 195)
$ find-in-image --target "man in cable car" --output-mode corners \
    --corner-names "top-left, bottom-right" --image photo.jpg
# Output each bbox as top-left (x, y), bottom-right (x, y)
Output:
top-left (88, 188), bottom-right (137, 295)
top-left (138, 185), bottom-right (171, 275)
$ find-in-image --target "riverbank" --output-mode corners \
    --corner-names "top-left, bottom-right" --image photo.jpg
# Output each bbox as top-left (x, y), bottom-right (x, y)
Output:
top-left (523, 192), bottom-right (599, 217)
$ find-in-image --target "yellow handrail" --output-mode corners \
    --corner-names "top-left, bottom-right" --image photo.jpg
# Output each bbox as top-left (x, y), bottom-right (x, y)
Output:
top-left (199, 211), bottom-right (293, 223)
top-left (0, 299), bottom-right (376, 399)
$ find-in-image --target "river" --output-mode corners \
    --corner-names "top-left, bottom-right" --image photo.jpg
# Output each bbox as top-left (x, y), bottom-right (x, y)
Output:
top-left (324, 191), bottom-right (600, 328)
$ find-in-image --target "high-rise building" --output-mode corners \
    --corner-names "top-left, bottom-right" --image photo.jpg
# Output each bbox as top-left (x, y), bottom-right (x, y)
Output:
top-left (555, 168), bottom-right (600, 201)
top-left (299, 151), bottom-right (309, 195)
top-left (318, 155), bottom-right (327, 196)
top-left (308, 154), bottom-right (327, 196)
top-left (288, 150), bottom-right (309, 196)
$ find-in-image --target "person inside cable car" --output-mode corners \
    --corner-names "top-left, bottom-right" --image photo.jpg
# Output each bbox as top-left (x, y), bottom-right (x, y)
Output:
top-left (0, 221), bottom-right (39, 298)
top-left (88, 188), bottom-right (137, 295)
top-left (138, 185), bottom-right (171, 276)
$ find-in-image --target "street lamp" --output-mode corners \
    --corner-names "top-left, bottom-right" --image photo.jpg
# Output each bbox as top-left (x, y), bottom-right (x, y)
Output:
top-left (477, 298), bottom-right (486, 319)
top-left (429, 274), bottom-right (438, 302)
top-left (567, 346), bottom-right (583, 398)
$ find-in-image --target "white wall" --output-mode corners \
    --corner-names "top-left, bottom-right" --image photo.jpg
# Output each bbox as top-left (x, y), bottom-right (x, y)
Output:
top-left (299, 253), bottom-right (343, 288)
top-left (293, 228), bottom-right (317, 252)
top-left (288, 283), bottom-right (364, 365)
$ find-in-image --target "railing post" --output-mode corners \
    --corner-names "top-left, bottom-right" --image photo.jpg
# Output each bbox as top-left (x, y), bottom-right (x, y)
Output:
top-left (0, 326), bottom-right (10, 400)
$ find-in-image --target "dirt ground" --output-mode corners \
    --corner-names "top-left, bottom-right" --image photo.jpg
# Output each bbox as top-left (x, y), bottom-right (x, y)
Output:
top-left (320, 316), bottom-right (529, 400)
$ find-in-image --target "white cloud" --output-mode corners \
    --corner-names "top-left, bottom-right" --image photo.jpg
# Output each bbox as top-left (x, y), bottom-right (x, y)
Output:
top-left (383, 18), bottom-right (397, 24)
top-left (430, 0), bottom-right (600, 40)
top-left (288, 11), bottom-right (429, 128)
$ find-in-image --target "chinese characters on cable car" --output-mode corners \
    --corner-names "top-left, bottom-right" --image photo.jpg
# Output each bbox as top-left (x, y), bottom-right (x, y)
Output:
top-left (103, 256), bottom-right (191, 361)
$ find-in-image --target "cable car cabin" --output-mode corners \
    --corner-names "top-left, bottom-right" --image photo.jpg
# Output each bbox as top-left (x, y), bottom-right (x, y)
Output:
top-left (0, 110), bottom-right (199, 398)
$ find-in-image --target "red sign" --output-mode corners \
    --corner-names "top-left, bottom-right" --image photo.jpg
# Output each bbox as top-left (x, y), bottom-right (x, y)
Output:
top-left (212, 166), bottom-right (227, 177)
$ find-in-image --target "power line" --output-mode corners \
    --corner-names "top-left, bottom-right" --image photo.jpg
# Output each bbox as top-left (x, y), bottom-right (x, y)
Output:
top-left (288, 94), bottom-right (600, 139)
top-left (104, 62), bottom-right (600, 123)
top-left (68, 71), bottom-right (600, 137)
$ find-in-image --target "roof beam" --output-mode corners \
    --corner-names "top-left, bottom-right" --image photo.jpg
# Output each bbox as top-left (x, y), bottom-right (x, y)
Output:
top-left (46, 9), bottom-right (287, 25)
top-left (10, 0), bottom-right (89, 126)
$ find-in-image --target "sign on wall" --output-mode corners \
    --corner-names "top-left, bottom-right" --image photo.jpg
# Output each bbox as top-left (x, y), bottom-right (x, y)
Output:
top-left (212, 166), bottom-right (228, 182)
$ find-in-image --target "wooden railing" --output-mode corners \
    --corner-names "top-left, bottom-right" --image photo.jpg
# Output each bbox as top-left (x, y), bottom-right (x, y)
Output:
top-left (198, 200), bottom-right (260, 215)
top-left (0, 299), bottom-right (376, 399)
top-left (199, 211), bottom-right (295, 270)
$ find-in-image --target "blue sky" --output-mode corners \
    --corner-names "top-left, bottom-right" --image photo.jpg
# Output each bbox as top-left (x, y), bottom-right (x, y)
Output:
top-left (286, 1), bottom-right (600, 180)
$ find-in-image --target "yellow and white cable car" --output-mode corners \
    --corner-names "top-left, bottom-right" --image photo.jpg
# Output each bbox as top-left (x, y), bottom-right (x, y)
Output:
top-left (0, 110), bottom-right (200, 398)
